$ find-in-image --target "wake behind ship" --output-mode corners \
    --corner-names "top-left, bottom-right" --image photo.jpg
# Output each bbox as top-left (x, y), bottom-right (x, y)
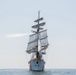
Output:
top-left (26, 11), bottom-right (49, 71)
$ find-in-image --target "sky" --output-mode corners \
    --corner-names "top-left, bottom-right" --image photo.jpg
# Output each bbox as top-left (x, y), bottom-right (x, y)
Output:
top-left (0, 0), bottom-right (76, 69)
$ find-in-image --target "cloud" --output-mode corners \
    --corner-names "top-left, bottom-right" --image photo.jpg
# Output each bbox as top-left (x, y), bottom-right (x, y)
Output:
top-left (5, 33), bottom-right (29, 38)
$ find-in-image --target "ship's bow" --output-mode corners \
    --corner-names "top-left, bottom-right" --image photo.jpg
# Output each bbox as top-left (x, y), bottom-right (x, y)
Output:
top-left (29, 59), bottom-right (45, 71)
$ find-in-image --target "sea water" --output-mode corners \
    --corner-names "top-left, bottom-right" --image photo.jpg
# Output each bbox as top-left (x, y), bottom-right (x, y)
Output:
top-left (0, 69), bottom-right (76, 75)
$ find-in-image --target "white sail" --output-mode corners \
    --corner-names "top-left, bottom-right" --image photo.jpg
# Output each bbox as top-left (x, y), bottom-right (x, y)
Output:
top-left (27, 30), bottom-right (48, 53)
top-left (29, 34), bottom-right (38, 42)
top-left (40, 37), bottom-right (48, 47)
top-left (39, 30), bottom-right (47, 39)
top-left (26, 33), bottom-right (38, 53)
top-left (39, 30), bottom-right (48, 48)
top-left (39, 37), bottom-right (48, 55)
top-left (27, 41), bottom-right (38, 50)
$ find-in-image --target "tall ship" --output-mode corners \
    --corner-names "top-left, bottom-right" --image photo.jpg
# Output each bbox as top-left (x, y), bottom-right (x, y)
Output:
top-left (26, 11), bottom-right (49, 71)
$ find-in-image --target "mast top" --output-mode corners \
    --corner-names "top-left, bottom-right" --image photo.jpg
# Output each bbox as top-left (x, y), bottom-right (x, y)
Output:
top-left (32, 11), bottom-right (45, 32)
top-left (38, 11), bottom-right (40, 20)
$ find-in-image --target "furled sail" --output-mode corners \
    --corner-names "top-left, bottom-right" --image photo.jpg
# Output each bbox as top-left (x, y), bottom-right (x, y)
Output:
top-left (32, 22), bottom-right (45, 29)
top-left (34, 17), bottom-right (43, 22)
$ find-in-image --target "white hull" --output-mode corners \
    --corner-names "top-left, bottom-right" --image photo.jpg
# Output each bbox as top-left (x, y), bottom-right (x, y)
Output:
top-left (29, 59), bottom-right (45, 71)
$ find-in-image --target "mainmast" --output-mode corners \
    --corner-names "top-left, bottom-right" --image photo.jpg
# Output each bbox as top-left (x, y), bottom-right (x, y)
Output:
top-left (32, 11), bottom-right (46, 52)
top-left (26, 11), bottom-right (48, 54)
top-left (37, 11), bottom-right (40, 32)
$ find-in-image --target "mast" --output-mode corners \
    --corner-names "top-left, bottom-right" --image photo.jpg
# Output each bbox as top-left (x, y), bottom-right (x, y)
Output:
top-left (32, 11), bottom-right (45, 52)
top-left (37, 11), bottom-right (40, 32)
top-left (32, 11), bottom-right (45, 32)
top-left (26, 11), bottom-right (48, 54)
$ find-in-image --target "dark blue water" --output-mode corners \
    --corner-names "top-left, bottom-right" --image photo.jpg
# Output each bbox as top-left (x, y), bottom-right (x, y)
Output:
top-left (0, 69), bottom-right (76, 75)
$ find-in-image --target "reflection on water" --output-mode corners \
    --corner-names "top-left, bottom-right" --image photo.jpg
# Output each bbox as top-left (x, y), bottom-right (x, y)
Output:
top-left (26, 69), bottom-right (76, 75)
top-left (29, 70), bottom-right (50, 75)
top-left (0, 69), bottom-right (76, 75)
